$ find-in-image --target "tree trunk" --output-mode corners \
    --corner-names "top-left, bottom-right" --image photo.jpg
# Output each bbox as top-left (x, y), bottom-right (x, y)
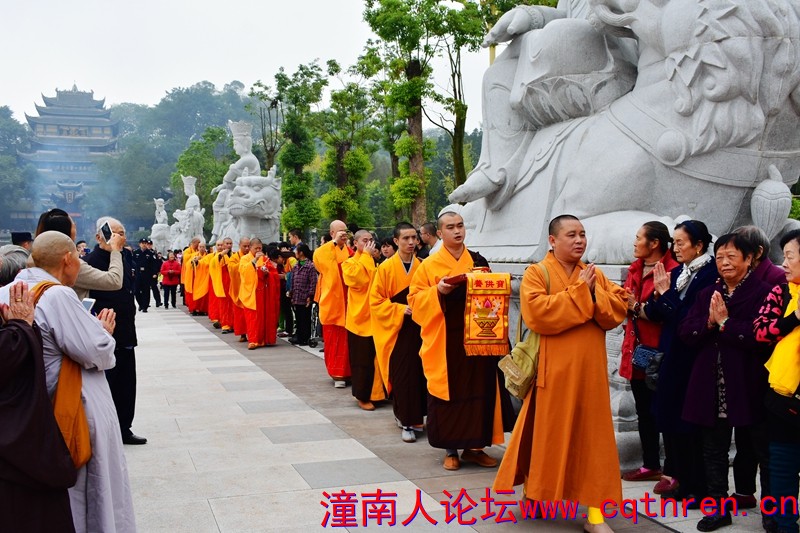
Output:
top-left (452, 101), bottom-right (467, 188)
top-left (336, 142), bottom-right (350, 221)
top-left (406, 59), bottom-right (426, 226)
top-left (390, 152), bottom-right (400, 180)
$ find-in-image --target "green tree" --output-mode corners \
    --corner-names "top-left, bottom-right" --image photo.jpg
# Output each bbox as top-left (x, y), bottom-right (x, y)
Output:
top-left (317, 60), bottom-right (379, 226)
top-left (424, 1), bottom-right (485, 188)
top-left (364, 0), bottom-right (445, 225)
top-left (86, 139), bottom-right (175, 237)
top-left (170, 126), bottom-right (236, 234)
top-left (275, 61), bottom-right (327, 232)
top-left (0, 107), bottom-right (35, 228)
top-left (247, 81), bottom-right (285, 171)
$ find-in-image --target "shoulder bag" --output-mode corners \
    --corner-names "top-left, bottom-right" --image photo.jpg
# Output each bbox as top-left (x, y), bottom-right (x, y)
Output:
top-left (499, 263), bottom-right (549, 400)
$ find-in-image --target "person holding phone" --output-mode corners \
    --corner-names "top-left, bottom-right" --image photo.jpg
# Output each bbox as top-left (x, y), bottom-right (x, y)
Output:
top-left (159, 252), bottom-right (181, 309)
top-left (84, 217), bottom-right (147, 447)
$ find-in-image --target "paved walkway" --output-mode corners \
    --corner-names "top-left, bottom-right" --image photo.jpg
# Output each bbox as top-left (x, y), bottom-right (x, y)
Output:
top-left (127, 307), bottom-right (767, 532)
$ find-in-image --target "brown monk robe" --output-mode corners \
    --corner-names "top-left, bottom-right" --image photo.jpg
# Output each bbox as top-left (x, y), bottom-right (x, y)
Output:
top-left (370, 223), bottom-right (427, 440)
top-left (494, 216), bottom-right (627, 532)
top-left (408, 212), bottom-right (515, 471)
top-left (0, 282), bottom-right (76, 533)
top-left (342, 230), bottom-right (385, 411)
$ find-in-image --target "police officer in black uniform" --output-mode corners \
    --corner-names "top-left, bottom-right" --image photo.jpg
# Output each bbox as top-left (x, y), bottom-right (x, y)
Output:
top-left (146, 239), bottom-right (163, 307)
top-left (133, 238), bottom-right (153, 312)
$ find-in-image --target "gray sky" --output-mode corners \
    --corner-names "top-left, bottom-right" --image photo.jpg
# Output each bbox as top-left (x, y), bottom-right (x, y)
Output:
top-left (2, 0), bottom-right (491, 130)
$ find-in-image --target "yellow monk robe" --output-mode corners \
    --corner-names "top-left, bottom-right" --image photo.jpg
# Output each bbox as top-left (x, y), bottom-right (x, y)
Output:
top-left (370, 253), bottom-right (421, 393)
top-left (342, 250), bottom-right (384, 402)
top-left (408, 246), bottom-right (513, 450)
top-left (208, 251), bottom-right (233, 329)
top-left (493, 251), bottom-right (627, 508)
top-left (313, 240), bottom-right (351, 379)
top-left (190, 253), bottom-right (211, 313)
top-left (238, 252), bottom-right (258, 311)
top-left (370, 253), bottom-right (426, 427)
top-left (180, 247), bottom-right (197, 288)
top-left (227, 250), bottom-right (247, 336)
top-left (313, 241), bottom-right (350, 326)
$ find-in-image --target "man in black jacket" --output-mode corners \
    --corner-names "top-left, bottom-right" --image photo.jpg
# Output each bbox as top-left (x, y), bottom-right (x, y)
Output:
top-left (85, 217), bottom-right (147, 445)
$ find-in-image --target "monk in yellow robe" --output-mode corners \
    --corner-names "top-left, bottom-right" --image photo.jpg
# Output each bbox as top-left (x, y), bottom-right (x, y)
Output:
top-left (313, 220), bottom-right (352, 387)
top-left (408, 212), bottom-right (515, 471)
top-left (493, 215), bottom-right (627, 533)
top-left (342, 230), bottom-right (384, 411)
top-left (207, 240), bottom-right (225, 327)
top-left (239, 238), bottom-right (265, 349)
top-left (181, 237), bottom-right (200, 309)
top-left (227, 238), bottom-right (250, 341)
top-left (370, 222), bottom-right (427, 443)
top-left (191, 244), bottom-right (210, 315)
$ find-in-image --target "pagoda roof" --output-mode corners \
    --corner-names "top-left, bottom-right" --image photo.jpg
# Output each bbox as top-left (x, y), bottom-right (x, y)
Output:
top-left (41, 86), bottom-right (105, 109)
top-left (18, 150), bottom-right (115, 163)
top-left (35, 103), bottom-right (112, 119)
top-left (30, 137), bottom-right (118, 150)
top-left (26, 114), bottom-right (118, 128)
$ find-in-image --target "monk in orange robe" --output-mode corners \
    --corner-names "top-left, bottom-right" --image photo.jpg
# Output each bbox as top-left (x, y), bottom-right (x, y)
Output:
top-left (408, 212), bottom-right (515, 471)
top-left (342, 230), bottom-right (384, 411)
top-left (206, 240), bottom-right (225, 327)
top-left (191, 244), bottom-right (210, 315)
top-left (493, 215), bottom-right (627, 533)
top-left (313, 220), bottom-right (351, 387)
top-left (181, 237), bottom-right (200, 310)
top-left (239, 238), bottom-right (265, 349)
top-left (217, 237), bottom-right (234, 333)
top-left (370, 222), bottom-right (427, 443)
top-left (227, 238), bottom-right (250, 341)
top-left (259, 247), bottom-right (282, 346)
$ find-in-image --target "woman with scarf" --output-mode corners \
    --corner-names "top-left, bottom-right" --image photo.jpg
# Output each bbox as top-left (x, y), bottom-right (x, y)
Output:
top-left (679, 232), bottom-right (773, 532)
top-left (645, 221), bottom-right (716, 502)
top-left (620, 222), bottom-right (680, 484)
top-left (754, 228), bottom-right (800, 533)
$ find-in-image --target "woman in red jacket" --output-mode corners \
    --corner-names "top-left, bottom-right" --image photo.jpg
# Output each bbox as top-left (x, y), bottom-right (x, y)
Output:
top-left (160, 251), bottom-right (181, 309)
top-left (621, 221), bottom-right (680, 483)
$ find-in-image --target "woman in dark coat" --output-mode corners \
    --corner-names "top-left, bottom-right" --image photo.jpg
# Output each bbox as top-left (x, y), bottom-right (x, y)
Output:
top-left (679, 232), bottom-right (773, 532)
top-left (646, 220), bottom-right (716, 501)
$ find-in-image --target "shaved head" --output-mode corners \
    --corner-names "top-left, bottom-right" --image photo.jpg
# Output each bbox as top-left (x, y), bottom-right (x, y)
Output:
top-left (353, 229), bottom-right (371, 241)
top-left (330, 220), bottom-right (347, 237)
top-left (32, 231), bottom-right (76, 269)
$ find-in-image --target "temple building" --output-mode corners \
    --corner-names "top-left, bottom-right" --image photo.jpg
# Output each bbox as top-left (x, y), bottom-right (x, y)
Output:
top-left (18, 85), bottom-right (118, 218)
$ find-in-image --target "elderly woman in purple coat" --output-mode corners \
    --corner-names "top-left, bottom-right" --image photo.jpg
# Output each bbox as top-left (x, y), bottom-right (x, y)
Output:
top-left (678, 232), bottom-right (773, 532)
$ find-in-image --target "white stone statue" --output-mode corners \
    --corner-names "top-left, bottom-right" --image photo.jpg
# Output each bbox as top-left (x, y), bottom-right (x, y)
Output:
top-left (170, 175), bottom-right (206, 250)
top-left (209, 121), bottom-right (281, 248)
top-left (452, 0), bottom-right (800, 265)
top-left (150, 198), bottom-right (171, 253)
top-left (226, 165), bottom-right (282, 246)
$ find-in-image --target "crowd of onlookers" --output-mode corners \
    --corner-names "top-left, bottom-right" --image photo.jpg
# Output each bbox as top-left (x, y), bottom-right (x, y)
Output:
top-left (2, 211), bottom-right (800, 533)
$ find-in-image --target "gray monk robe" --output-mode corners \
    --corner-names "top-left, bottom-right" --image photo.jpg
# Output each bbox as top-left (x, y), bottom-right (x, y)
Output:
top-left (2, 268), bottom-right (136, 533)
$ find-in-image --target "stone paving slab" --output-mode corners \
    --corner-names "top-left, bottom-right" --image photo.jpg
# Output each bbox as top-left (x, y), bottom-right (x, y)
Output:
top-left (128, 307), bottom-right (767, 532)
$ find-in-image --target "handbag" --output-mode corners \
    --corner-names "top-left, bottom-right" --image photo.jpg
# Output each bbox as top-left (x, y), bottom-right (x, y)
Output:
top-left (630, 310), bottom-right (664, 391)
top-left (499, 263), bottom-right (549, 400)
top-left (33, 281), bottom-right (93, 468)
top-left (764, 386), bottom-right (800, 429)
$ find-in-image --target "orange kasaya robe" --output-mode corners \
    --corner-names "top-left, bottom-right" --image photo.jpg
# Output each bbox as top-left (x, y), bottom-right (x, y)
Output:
top-left (191, 253), bottom-right (210, 313)
top-left (408, 245), bottom-right (511, 449)
top-left (258, 258), bottom-right (281, 346)
top-left (313, 240), bottom-right (351, 379)
top-left (370, 253), bottom-right (421, 395)
top-left (227, 251), bottom-right (247, 336)
top-left (342, 250), bottom-right (384, 402)
top-left (239, 252), bottom-right (265, 346)
top-left (208, 251), bottom-right (233, 328)
top-left (181, 246), bottom-right (198, 309)
top-left (493, 251), bottom-right (627, 508)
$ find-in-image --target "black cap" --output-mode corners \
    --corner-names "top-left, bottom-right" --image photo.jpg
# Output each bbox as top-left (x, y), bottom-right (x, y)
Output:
top-left (139, 238), bottom-right (147, 243)
top-left (11, 232), bottom-right (33, 245)
top-left (146, 238), bottom-right (153, 244)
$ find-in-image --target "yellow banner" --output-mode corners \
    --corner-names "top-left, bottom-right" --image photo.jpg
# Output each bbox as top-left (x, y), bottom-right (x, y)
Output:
top-left (464, 272), bottom-right (511, 356)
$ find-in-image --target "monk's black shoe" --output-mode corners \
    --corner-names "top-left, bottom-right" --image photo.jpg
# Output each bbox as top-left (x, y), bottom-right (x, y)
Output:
top-left (122, 433), bottom-right (147, 445)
